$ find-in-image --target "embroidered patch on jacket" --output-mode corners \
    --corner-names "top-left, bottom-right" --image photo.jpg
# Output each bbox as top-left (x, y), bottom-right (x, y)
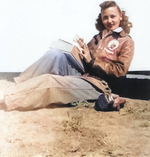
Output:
top-left (108, 39), bottom-right (119, 50)
top-left (104, 48), bottom-right (114, 54)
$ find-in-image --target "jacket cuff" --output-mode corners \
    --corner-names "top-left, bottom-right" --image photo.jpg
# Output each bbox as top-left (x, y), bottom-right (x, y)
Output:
top-left (84, 59), bottom-right (94, 72)
top-left (86, 59), bottom-right (94, 67)
top-left (84, 58), bottom-right (108, 80)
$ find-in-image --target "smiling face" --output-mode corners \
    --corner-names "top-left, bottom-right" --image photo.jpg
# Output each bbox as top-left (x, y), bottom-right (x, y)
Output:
top-left (101, 6), bottom-right (122, 31)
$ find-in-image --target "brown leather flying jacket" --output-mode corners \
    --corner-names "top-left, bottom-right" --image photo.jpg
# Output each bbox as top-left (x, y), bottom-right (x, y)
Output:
top-left (86, 27), bottom-right (134, 78)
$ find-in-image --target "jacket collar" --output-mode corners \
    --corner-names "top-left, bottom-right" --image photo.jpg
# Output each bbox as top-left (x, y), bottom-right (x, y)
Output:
top-left (102, 27), bottom-right (127, 38)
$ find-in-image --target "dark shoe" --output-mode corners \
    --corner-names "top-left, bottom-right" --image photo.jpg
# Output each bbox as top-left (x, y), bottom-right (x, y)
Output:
top-left (94, 94), bottom-right (126, 112)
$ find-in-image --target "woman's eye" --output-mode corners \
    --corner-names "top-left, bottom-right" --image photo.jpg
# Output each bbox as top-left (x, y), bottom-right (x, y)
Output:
top-left (111, 15), bottom-right (115, 18)
top-left (103, 16), bottom-right (108, 20)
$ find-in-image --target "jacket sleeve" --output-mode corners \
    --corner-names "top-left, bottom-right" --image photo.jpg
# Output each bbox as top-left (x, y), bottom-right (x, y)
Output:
top-left (86, 37), bottom-right (134, 77)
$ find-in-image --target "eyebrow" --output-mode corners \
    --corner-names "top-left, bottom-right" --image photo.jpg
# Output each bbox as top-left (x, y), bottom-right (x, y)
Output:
top-left (102, 14), bottom-right (116, 18)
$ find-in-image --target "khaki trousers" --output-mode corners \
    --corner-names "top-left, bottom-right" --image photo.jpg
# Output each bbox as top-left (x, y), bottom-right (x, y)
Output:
top-left (3, 74), bottom-right (101, 111)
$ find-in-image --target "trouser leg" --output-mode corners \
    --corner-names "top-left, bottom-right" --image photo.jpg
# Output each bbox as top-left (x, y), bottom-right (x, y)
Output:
top-left (14, 49), bottom-right (83, 83)
top-left (3, 74), bottom-right (101, 111)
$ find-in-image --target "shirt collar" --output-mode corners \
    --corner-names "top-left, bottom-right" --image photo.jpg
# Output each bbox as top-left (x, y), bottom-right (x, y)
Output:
top-left (102, 27), bottom-right (127, 38)
top-left (113, 27), bottom-right (127, 37)
top-left (113, 27), bottom-right (123, 33)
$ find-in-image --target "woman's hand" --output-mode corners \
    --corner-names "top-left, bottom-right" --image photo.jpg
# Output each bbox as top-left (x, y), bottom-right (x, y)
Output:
top-left (74, 35), bottom-right (92, 63)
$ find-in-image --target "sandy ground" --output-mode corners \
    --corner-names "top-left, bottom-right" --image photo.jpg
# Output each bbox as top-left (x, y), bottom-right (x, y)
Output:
top-left (0, 79), bottom-right (150, 157)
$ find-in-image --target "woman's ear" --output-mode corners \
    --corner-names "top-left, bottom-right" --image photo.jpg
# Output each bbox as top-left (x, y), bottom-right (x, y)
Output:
top-left (120, 15), bottom-right (123, 21)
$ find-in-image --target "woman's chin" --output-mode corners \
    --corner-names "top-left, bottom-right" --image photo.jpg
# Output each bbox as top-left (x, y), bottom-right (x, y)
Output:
top-left (106, 26), bottom-right (117, 31)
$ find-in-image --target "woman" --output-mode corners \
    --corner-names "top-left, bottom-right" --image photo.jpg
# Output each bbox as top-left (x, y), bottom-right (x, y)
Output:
top-left (81, 1), bottom-right (134, 96)
top-left (0, 1), bottom-right (134, 111)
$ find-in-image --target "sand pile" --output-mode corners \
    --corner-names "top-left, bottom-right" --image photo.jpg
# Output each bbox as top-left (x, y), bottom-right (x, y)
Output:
top-left (0, 79), bottom-right (150, 157)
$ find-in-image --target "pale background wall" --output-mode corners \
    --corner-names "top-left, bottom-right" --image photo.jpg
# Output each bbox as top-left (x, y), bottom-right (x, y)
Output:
top-left (0, 0), bottom-right (150, 72)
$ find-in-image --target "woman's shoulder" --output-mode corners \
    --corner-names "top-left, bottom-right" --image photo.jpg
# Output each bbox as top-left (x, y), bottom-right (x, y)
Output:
top-left (120, 34), bottom-right (134, 50)
top-left (124, 34), bottom-right (134, 44)
top-left (119, 30), bottom-right (134, 44)
top-left (93, 32), bottom-right (102, 44)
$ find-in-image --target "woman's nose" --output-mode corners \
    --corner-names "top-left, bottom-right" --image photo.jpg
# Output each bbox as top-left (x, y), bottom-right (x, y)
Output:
top-left (107, 17), bottom-right (112, 23)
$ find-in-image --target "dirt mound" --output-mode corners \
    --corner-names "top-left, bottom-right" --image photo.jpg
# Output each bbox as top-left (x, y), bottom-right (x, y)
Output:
top-left (0, 80), bottom-right (150, 157)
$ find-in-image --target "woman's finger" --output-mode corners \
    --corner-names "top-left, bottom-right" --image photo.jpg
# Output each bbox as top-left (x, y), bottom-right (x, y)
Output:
top-left (78, 50), bottom-right (84, 57)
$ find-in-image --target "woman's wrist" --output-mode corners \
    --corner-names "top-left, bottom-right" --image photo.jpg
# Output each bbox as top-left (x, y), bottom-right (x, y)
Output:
top-left (85, 56), bottom-right (92, 63)
top-left (84, 51), bottom-right (92, 63)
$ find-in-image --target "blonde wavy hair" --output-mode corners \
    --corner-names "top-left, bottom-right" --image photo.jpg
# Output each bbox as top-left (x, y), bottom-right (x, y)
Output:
top-left (95, 1), bottom-right (133, 34)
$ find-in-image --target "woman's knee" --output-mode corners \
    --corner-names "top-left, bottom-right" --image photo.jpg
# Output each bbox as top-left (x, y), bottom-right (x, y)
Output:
top-left (45, 49), bottom-right (64, 58)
